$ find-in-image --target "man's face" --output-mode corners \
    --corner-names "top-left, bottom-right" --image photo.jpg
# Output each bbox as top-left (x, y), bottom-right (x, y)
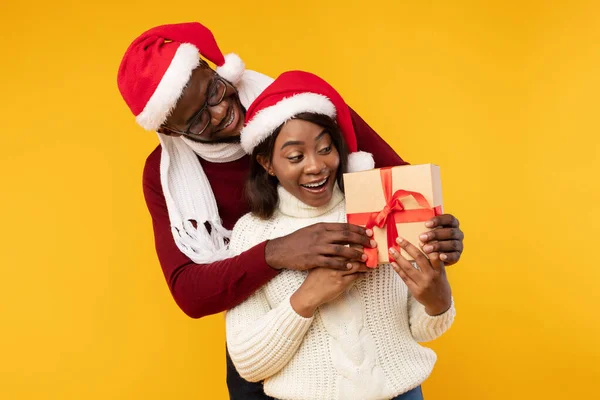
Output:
top-left (162, 63), bottom-right (245, 143)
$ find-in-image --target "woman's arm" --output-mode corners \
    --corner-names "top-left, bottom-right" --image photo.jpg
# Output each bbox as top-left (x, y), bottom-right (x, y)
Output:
top-left (389, 238), bottom-right (456, 342)
top-left (226, 215), bottom-right (367, 382)
top-left (408, 295), bottom-right (456, 342)
top-left (224, 214), bottom-right (316, 382)
top-left (226, 291), bottom-right (314, 382)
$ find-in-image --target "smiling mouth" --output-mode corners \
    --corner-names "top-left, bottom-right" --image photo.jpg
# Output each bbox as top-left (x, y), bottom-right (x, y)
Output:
top-left (300, 176), bottom-right (330, 191)
top-left (210, 106), bottom-right (236, 137)
top-left (222, 107), bottom-right (235, 129)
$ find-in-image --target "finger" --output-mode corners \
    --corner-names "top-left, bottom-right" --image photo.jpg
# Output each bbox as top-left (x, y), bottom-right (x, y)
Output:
top-left (419, 227), bottom-right (464, 244)
top-left (420, 237), bottom-right (460, 266)
top-left (427, 252), bottom-right (445, 271)
top-left (395, 237), bottom-right (434, 274)
top-left (421, 238), bottom-right (463, 257)
top-left (391, 262), bottom-right (419, 291)
top-left (325, 231), bottom-right (377, 248)
top-left (327, 232), bottom-right (377, 249)
top-left (321, 223), bottom-right (376, 248)
top-left (323, 222), bottom-right (371, 236)
top-left (349, 262), bottom-right (373, 273)
top-left (389, 247), bottom-right (423, 283)
top-left (341, 261), bottom-right (369, 275)
top-left (316, 256), bottom-right (351, 271)
top-left (439, 251), bottom-right (461, 265)
top-left (424, 214), bottom-right (459, 229)
top-left (342, 271), bottom-right (366, 284)
top-left (317, 244), bottom-right (368, 262)
top-left (318, 257), bottom-right (371, 272)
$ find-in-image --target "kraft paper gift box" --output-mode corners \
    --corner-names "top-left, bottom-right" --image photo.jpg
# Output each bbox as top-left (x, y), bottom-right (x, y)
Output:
top-left (343, 164), bottom-right (443, 266)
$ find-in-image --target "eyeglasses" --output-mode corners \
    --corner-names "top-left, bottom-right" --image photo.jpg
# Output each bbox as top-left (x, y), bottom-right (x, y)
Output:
top-left (158, 76), bottom-right (232, 137)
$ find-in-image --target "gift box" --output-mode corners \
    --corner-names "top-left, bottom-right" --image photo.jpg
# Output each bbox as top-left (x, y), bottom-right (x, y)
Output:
top-left (343, 164), bottom-right (443, 266)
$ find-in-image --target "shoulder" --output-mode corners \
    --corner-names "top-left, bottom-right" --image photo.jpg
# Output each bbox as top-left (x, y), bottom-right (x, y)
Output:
top-left (230, 212), bottom-right (273, 253)
top-left (234, 211), bottom-right (260, 228)
top-left (232, 212), bottom-right (272, 236)
top-left (142, 145), bottom-right (162, 185)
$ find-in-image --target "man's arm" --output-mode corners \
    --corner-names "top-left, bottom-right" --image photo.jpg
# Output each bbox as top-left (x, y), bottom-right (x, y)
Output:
top-left (142, 152), bottom-right (278, 318)
top-left (142, 149), bottom-right (374, 318)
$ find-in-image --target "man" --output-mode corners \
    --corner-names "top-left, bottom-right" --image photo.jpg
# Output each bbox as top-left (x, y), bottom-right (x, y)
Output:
top-left (117, 22), bottom-right (464, 399)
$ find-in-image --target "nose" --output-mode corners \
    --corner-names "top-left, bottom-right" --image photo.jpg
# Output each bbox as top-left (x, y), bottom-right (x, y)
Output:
top-left (208, 100), bottom-right (229, 127)
top-left (304, 154), bottom-right (326, 175)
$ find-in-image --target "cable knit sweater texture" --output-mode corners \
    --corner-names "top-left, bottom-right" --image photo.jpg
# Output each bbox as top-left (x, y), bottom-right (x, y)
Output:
top-left (226, 185), bottom-right (456, 400)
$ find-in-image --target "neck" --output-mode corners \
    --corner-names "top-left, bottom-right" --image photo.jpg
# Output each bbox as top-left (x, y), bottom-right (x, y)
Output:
top-left (277, 184), bottom-right (345, 218)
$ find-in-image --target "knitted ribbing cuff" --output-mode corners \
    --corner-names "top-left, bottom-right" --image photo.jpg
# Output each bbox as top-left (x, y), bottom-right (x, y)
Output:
top-left (411, 297), bottom-right (456, 342)
top-left (275, 295), bottom-right (315, 340)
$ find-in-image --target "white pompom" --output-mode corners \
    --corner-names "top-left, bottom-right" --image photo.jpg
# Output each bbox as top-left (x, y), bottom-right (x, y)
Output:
top-left (347, 151), bottom-right (375, 172)
top-left (216, 53), bottom-right (245, 84)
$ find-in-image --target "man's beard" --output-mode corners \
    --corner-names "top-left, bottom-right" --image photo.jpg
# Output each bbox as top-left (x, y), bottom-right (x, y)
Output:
top-left (184, 133), bottom-right (241, 144)
top-left (209, 134), bottom-right (242, 144)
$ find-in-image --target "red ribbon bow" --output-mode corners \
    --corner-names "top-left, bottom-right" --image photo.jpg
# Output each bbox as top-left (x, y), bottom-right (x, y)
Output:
top-left (347, 167), bottom-right (442, 267)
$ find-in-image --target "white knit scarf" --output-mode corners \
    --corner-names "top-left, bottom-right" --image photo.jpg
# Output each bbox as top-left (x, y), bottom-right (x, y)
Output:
top-left (158, 69), bottom-right (274, 264)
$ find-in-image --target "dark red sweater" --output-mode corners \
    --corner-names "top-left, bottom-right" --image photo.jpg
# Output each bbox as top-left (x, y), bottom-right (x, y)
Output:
top-left (142, 109), bottom-right (408, 318)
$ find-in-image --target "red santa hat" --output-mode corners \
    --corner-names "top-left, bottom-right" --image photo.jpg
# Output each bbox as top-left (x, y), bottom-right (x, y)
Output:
top-left (117, 22), bottom-right (245, 131)
top-left (241, 70), bottom-right (375, 172)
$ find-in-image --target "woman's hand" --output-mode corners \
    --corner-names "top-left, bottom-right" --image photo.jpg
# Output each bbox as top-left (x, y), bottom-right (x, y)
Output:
top-left (290, 266), bottom-right (364, 318)
top-left (389, 237), bottom-right (452, 316)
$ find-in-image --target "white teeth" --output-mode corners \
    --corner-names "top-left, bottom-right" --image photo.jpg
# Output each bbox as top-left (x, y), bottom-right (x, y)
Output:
top-left (224, 109), bottom-right (234, 128)
top-left (302, 178), bottom-right (328, 188)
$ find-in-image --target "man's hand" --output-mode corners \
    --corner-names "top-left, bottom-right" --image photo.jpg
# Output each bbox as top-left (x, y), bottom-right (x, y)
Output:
top-left (419, 214), bottom-right (464, 265)
top-left (265, 222), bottom-right (376, 272)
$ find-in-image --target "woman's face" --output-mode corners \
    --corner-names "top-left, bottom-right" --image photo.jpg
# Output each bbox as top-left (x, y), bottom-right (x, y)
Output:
top-left (260, 118), bottom-right (340, 208)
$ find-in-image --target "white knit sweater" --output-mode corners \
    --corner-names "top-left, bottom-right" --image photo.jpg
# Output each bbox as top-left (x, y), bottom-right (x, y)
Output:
top-left (226, 185), bottom-right (456, 400)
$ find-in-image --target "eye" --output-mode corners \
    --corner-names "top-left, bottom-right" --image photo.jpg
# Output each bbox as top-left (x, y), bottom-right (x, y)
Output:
top-left (319, 145), bottom-right (332, 154)
top-left (188, 111), bottom-right (211, 135)
top-left (208, 79), bottom-right (227, 105)
top-left (208, 83), bottom-right (218, 99)
top-left (287, 154), bottom-right (304, 163)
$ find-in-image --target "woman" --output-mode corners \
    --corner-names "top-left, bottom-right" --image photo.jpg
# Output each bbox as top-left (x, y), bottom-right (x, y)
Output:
top-left (226, 71), bottom-right (456, 400)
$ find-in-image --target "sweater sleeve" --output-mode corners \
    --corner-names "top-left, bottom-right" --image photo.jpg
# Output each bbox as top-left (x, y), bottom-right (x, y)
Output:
top-left (349, 107), bottom-right (410, 168)
top-left (226, 292), bottom-right (313, 382)
top-left (142, 149), bottom-right (279, 319)
top-left (408, 294), bottom-right (456, 342)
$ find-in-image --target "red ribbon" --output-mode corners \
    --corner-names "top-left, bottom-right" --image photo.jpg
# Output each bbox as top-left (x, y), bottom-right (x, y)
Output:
top-left (347, 167), bottom-right (442, 267)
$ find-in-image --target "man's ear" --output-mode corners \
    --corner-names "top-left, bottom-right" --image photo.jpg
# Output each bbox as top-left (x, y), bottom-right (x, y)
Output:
top-left (256, 155), bottom-right (274, 176)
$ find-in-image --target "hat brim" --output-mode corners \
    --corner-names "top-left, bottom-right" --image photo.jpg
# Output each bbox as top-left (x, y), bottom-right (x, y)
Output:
top-left (135, 43), bottom-right (200, 131)
top-left (241, 92), bottom-right (336, 154)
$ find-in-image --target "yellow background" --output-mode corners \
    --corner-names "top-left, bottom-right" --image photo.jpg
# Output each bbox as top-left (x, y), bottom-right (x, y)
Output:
top-left (1, 0), bottom-right (598, 399)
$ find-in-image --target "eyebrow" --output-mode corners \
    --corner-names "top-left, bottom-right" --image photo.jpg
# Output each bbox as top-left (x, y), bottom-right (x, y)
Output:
top-left (280, 129), bottom-right (329, 150)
